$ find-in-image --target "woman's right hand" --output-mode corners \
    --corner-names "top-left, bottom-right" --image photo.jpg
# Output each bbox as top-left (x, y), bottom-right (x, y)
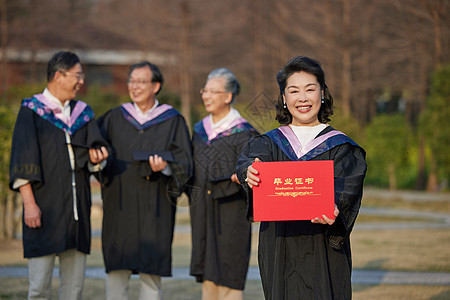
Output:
top-left (246, 158), bottom-right (261, 189)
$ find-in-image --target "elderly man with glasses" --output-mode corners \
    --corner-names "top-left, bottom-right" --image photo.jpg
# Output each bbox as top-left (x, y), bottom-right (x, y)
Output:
top-left (9, 51), bottom-right (109, 300)
top-left (96, 61), bottom-right (193, 300)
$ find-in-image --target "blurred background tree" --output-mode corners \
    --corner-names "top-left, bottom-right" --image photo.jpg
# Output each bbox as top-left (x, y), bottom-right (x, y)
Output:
top-left (364, 114), bottom-right (416, 190)
top-left (0, 0), bottom-right (449, 240)
top-left (419, 65), bottom-right (450, 191)
top-left (0, 104), bottom-right (18, 239)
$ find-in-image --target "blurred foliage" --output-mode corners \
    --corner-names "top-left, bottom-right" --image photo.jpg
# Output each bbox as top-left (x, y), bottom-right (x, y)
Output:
top-left (4, 82), bottom-right (45, 108)
top-left (419, 64), bottom-right (450, 188)
top-left (328, 107), bottom-right (365, 143)
top-left (0, 104), bottom-right (18, 240)
top-left (0, 83), bottom-right (44, 202)
top-left (363, 114), bottom-right (417, 189)
top-left (190, 102), bottom-right (207, 127)
top-left (154, 89), bottom-right (204, 129)
top-left (158, 89), bottom-right (181, 110)
top-left (82, 84), bottom-right (127, 117)
top-left (0, 105), bottom-right (16, 198)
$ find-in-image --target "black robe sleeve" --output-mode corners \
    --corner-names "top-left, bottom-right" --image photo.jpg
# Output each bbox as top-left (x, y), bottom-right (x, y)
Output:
top-left (9, 107), bottom-right (42, 190)
top-left (325, 143), bottom-right (367, 248)
top-left (95, 111), bottom-right (114, 186)
top-left (236, 135), bottom-right (275, 220)
top-left (236, 135), bottom-right (275, 186)
top-left (165, 116), bottom-right (193, 198)
top-left (72, 118), bottom-right (111, 170)
top-left (208, 130), bottom-right (256, 200)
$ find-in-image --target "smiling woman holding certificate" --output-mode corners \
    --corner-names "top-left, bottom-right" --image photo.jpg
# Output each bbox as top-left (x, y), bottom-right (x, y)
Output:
top-left (236, 56), bottom-right (367, 300)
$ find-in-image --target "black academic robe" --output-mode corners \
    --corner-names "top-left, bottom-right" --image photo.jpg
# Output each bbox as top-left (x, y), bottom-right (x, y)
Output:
top-left (9, 98), bottom-right (109, 258)
top-left (236, 126), bottom-right (367, 300)
top-left (97, 104), bottom-right (192, 276)
top-left (189, 119), bottom-right (258, 290)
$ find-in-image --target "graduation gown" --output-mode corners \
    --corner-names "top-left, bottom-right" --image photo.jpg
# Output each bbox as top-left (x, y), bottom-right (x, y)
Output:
top-left (9, 95), bottom-right (109, 258)
top-left (97, 103), bottom-right (192, 276)
top-left (236, 126), bottom-right (367, 300)
top-left (189, 116), bottom-right (258, 290)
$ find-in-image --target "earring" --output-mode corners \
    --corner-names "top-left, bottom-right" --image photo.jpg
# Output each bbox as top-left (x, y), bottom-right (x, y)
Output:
top-left (321, 98), bottom-right (325, 104)
top-left (283, 102), bottom-right (287, 109)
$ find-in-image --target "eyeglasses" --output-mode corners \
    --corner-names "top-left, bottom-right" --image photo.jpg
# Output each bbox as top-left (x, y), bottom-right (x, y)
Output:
top-left (128, 79), bottom-right (151, 86)
top-left (61, 71), bottom-right (85, 81)
top-left (200, 88), bottom-right (228, 95)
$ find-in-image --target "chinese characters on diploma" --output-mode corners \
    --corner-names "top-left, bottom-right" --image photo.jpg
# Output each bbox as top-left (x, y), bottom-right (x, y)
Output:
top-left (252, 160), bottom-right (335, 221)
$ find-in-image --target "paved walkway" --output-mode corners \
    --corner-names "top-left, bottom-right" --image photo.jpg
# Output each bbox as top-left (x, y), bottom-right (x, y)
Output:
top-left (363, 187), bottom-right (450, 202)
top-left (355, 206), bottom-right (450, 230)
top-left (1, 266), bottom-right (450, 286)
top-left (3, 188), bottom-right (449, 286)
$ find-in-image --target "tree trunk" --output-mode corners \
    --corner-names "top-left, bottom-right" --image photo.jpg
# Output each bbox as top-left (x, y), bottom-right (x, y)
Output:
top-left (252, 0), bottom-right (265, 96)
top-left (360, 2), bottom-right (374, 125)
top-left (0, 192), bottom-right (6, 240)
top-left (179, 1), bottom-right (192, 130)
top-left (341, 0), bottom-right (352, 117)
top-left (388, 163), bottom-right (397, 191)
top-left (426, 152), bottom-right (438, 191)
top-left (11, 192), bottom-right (20, 239)
top-left (0, 0), bottom-right (7, 102)
top-left (415, 35), bottom-right (429, 189)
top-left (415, 134), bottom-right (427, 190)
top-left (432, 6), bottom-right (442, 67)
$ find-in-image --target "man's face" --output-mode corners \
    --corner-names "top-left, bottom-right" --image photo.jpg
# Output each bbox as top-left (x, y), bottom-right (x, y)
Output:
top-left (58, 63), bottom-right (85, 101)
top-left (127, 66), bottom-right (161, 106)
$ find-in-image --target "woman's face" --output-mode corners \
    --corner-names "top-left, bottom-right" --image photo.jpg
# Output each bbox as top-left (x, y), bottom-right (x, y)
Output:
top-left (283, 71), bottom-right (323, 126)
top-left (201, 77), bottom-right (232, 116)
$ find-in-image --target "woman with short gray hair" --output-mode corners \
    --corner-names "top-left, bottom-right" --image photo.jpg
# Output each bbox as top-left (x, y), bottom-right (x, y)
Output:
top-left (189, 68), bottom-right (258, 300)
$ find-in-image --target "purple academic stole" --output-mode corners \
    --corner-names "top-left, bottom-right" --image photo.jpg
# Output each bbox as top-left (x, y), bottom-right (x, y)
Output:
top-left (264, 126), bottom-right (359, 161)
top-left (120, 103), bottom-right (180, 131)
top-left (194, 116), bottom-right (257, 145)
top-left (22, 94), bottom-right (93, 135)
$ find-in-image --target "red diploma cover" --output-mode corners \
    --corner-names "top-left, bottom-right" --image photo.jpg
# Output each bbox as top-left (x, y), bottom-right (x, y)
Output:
top-left (252, 160), bottom-right (335, 221)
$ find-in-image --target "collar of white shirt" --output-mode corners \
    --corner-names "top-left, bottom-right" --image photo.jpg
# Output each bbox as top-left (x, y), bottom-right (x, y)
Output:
top-left (43, 88), bottom-right (71, 118)
top-left (209, 107), bottom-right (241, 133)
top-left (133, 99), bottom-right (159, 118)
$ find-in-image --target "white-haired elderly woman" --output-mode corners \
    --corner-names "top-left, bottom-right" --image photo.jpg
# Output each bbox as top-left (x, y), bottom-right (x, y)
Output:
top-left (189, 68), bottom-right (258, 300)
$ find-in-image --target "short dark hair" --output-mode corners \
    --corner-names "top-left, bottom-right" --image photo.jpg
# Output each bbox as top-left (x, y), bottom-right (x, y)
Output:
top-left (128, 61), bottom-right (164, 95)
top-left (47, 51), bottom-right (81, 82)
top-left (275, 56), bottom-right (334, 125)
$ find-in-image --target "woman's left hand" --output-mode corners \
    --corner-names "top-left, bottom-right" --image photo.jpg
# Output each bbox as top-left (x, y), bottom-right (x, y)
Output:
top-left (311, 205), bottom-right (339, 225)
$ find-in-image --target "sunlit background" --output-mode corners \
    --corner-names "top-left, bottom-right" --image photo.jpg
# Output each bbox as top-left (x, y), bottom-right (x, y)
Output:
top-left (0, 1), bottom-right (449, 298)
